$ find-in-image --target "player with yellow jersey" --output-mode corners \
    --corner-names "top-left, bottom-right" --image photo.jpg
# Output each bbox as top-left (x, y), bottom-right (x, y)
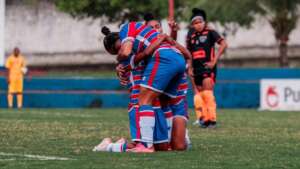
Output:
top-left (5, 47), bottom-right (27, 108)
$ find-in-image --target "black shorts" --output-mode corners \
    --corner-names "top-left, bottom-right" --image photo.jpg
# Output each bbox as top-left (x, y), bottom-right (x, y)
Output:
top-left (193, 66), bottom-right (217, 86)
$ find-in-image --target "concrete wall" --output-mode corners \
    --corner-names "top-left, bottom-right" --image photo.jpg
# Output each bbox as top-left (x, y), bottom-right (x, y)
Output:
top-left (5, 1), bottom-right (117, 66)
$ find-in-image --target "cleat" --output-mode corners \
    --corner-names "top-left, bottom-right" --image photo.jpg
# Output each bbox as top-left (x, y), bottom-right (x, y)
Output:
top-left (208, 121), bottom-right (217, 129)
top-left (93, 137), bottom-right (112, 152)
top-left (126, 143), bottom-right (154, 153)
top-left (199, 120), bottom-right (209, 128)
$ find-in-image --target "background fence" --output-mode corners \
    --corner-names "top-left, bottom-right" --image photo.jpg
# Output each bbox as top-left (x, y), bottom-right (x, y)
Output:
top-left (0, 68), bottom-right (299, 108)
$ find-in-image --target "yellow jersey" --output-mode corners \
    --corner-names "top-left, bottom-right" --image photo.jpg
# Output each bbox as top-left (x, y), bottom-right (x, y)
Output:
top-left (5, 54), bottom-right (26, 81)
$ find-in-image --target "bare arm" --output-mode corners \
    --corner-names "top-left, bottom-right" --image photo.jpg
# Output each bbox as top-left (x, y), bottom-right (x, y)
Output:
top-left (205, 39), bottom-right (228, 69)
top-left (168, 20), bottom-right (179, 40)
top-left (115, 64), bottom-right (130, 86)
top-left (189, 74), bottom-right (199, 95)
top-left (215, 39), bottom-right (228, 61)
top-left (117, 41), bottom-right (133, 62)
top-left (134, 34), bottom-right (168, 64)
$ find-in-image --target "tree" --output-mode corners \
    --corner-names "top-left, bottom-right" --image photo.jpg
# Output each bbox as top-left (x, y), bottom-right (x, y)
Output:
top-left (55, 0), bottom-right (300, 67)
top-left (54, 0), bottom-right (185, 23)
top-left (187, 0), bottom-right (300, 67)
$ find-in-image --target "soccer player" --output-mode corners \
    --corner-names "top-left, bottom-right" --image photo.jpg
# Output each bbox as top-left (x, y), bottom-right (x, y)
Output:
top-left (186, 8), bottom-right (227, 128)
top-left (101, 27), bottom-right (172, 152)
top-left (102, 22), bottom-right (190, 152)
top-left (143, 14), bottom-right (192, 150)
top-left (118, 22), bottom-right (186, 152)
top-left (5, 47), bottom-right (27, 109)
top-left (121, 14), bottom-right (191, 150)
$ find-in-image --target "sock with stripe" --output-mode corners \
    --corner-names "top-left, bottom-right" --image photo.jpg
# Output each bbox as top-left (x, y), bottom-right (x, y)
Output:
top-left (106, 143), bottom-right (127, 152)
top-left (139, 105), bottom-right (155, 148)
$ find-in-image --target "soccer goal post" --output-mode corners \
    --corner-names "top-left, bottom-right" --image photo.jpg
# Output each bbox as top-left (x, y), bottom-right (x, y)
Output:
top-left (0, 0), bottom-right (5, 66)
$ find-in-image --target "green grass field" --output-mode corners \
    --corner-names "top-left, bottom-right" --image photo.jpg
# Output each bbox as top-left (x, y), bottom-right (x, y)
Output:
top-left (0, 108), bottom-right (300, 169)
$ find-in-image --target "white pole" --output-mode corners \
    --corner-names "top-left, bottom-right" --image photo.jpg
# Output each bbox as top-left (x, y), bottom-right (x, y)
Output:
top-left (0, 0), bottom-right (5, 66)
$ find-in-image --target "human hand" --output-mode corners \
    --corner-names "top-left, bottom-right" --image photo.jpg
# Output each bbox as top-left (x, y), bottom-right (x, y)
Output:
top-left (204, 60), bottom-right (217, 69)
top-left (115, 64), bottom-right (129, 86)
top-left (168, 20), bottom-right (179, 32)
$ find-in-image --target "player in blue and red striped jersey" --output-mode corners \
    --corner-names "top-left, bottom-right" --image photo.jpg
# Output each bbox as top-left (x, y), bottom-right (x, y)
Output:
top-left (102, 22), bottom-right (191, 152)
top-left (101, 27), bottom-right (172, 152)
top-left (143, 14), bottom-right (192, 150)
top-left (122, 53), bottom-right (170, 151)
top-left (112, 16), bottom-right (192, 150)
top-left (118, 22), bottom-right (186, 152)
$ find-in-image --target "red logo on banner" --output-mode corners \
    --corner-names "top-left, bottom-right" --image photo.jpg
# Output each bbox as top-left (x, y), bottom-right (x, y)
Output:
top-left (266, 86), bottom-right (279, 108)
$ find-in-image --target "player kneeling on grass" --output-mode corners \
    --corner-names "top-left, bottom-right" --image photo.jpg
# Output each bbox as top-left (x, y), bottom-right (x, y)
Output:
top-left (99, 26), bottom-right (173, 152)
top-left (144, 13), bottom-right (192, 150)
top-left (98, 20), bottom-right (191, 152)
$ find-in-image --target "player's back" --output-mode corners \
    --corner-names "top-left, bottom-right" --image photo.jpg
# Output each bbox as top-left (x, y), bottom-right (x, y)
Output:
top-left (120, 22), bottom-right (159, 54)
top-left (119, 22), bottom-right (183, 60)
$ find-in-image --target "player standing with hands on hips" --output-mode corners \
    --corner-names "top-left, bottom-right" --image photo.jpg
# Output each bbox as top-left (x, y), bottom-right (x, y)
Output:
top-left (187, 8), bottom-right (227, 128)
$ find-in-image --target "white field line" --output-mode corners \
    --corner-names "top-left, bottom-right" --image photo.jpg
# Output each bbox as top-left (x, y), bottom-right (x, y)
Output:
top-left (0, 152), bottom-right (74, 161)
top-left (0, 158), bottom-right (16, 161)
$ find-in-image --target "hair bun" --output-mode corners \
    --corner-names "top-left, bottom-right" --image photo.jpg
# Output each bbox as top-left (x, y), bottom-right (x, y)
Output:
top-left (101, 26), bottom-right (111, 36)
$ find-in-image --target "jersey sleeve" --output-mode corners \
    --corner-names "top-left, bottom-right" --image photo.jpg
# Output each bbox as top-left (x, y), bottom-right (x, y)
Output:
top-left (119, 22), bottom-right (138, 44)
top-left (211, 30), bottom-right (224, 44)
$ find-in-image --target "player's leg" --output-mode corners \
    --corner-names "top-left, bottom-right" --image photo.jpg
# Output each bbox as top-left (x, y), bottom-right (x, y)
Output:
top-left (153, 106), bottom-right (170, 151)
top-left (194, 75), bottom-right (209, 127)
top-left (137, 87), bottom-right (160, 149)
top-left (16, 93), bottom-right (23, 109)
top-left (7, 80), bottom-right (16, 108)
top-left (7, 93), bottom-right (13, 108)
top-left (169, 99), bottom-right (188, 150)
top-left (161, 105), bottom-right (173, 142)
top-left (128, 105), bottom-right (142, 143)
top-left (136, 49), bottom-right (185, 151)
top-left (93, 137), bottom-right (135, 153)
top-left (202, 75), bottom-right (217, 127)
top-left (171, 116), bottom-right (186, 150)
top-left (16, 79), bottom-right (23, 109)
top-left (193, 86), bottom-right (206, 125)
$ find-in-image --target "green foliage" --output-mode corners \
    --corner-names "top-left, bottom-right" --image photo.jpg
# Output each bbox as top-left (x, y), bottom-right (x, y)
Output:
top-left (259, 0), bottom-right (300, 41)
top-left (187, 0), bottom-right (300, 40)
top-left (54, 0), bottom-right (300, 40)
top-left (186, 0), bottom-right (300, 67)
top-left (185, 0), bottom-right (262, 28)
top-left (54, 0), bottom-right (300, 67)
top-left (55, 0), bottom-right (185, 22)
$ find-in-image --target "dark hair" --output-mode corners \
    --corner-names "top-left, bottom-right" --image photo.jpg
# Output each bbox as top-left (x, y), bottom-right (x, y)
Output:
top-left (101, 26), bottom-right (119, 55)
top-left (191, 8), bottom-right (207, 21)
top-left (143, 13), bottom-right (155, 23)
